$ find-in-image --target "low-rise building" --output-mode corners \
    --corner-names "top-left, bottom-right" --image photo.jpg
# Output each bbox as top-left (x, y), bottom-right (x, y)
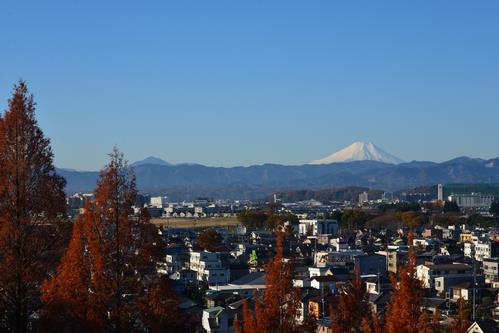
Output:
top-left (354, 254), bottom-right (387, 277)
top-left (483, 257), bottom-right (498, 283)
top-left (201, 306), bottom-right (235, 333)
top-left (416, 263), bottom-right (473, 289)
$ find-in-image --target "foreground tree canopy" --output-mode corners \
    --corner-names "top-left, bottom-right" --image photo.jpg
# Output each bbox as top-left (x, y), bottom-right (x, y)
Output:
top-left (0, 82), bottom-right (66, 333)
top-left (0, 81), bottom-right (184, 333)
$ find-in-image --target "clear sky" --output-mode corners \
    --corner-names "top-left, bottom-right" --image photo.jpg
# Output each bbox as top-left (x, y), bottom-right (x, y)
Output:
top-left (1, 1), bottom-right (498, 170)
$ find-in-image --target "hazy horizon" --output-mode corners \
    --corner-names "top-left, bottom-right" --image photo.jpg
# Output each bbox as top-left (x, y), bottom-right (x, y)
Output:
top-left (1, 1), bottom-right (498, 169)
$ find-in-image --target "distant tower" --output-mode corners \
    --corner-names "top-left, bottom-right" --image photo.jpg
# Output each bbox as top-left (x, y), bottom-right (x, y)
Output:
top-left (273, 193), bottom-right (277, 204)
top-left (437, 184), bottom-right (444, 202)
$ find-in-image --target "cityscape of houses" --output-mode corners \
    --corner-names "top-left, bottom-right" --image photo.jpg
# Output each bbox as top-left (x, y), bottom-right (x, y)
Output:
top-left (65, 182), bottom-right (499, 332)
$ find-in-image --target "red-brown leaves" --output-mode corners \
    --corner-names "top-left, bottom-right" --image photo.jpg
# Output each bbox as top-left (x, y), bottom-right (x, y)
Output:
top-left (0, 81), bottom-right (66, 332)
top-left (236, 230), bottom-right (302, 333)
top-left (330, 268), bottom-right (370, 332)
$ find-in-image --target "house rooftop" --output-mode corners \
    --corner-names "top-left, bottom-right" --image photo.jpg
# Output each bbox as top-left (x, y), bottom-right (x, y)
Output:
top-left (230, 272), bottom-right (265, 285)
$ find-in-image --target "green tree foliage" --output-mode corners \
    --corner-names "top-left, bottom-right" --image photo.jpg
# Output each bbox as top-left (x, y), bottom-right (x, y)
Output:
top-left (467, 214), bottom-right (498, 228)
top-left (379, 202), bottom-right (421, 213)
top-left (490, 201), bottom-right (499, 216)
top-left (237, 211), bottom-right (268, 228)
top-left (238, 210), bottom-right (298, 230)
top-left (341, 209), bottom-right (369, 230)
top-left (443, 201), bottom-right (460, 213)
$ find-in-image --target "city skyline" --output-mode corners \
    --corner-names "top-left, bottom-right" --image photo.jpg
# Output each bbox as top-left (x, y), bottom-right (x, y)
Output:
top-left (1, 1), bottom-right (498, 170)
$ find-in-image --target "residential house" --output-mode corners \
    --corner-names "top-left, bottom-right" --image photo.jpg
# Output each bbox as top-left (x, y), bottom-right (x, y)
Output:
top-left (201, 306), bottom-right (235, 333)
top-left (483, 257), bottom-right (498, 283)
top-left (416, 263), bottom-right (473, 289)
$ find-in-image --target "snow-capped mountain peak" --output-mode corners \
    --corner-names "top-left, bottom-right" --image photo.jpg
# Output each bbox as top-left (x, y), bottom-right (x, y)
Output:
top-left (310, 141), bottom-right (404, 165)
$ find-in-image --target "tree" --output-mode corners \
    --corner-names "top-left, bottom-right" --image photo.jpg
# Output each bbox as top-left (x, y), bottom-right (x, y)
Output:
top-left (400, 211), bottom-right (425, 228)
top-left (41, 149), bottom-right (183, 332)
top-left (198, 229), bottom-right (223, 252)
top-left (384, 232), bottom-right (425, 333)
top-left (39, 201), bottom-right (108, 332)
top-left (490, 201), bottom-right (499, 216)
top-left (450, 298), bottom-right (469, 333)
top-left (235, 230), bottom-right (304, 333)
top-left (237, 210), bottom-right (268, 228)
top-left (135, 276), bottom-right (185, 333)
top-left (330, 268), bottom-right (370, 332)
top-left (443, 201), bottom-right (460, 213)
top-left (0, 81), bottom-right (66, 333)
top-left (92, 148), bottom-right (138, 332)
top-left (341, 209), bottom-right (368, 230)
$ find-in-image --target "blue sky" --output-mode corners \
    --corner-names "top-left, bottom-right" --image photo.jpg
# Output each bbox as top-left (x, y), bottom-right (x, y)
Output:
top-left (1, 1), bottom-right (498, 170)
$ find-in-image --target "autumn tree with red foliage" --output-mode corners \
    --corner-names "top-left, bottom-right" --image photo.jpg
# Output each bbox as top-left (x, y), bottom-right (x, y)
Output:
top-left (451, 298), bottom-right (469, 333)
top-left (383, 231), bottom-right (425, 333)
top-left (234, 230), bottom-right (310, 333)
top-left (91, 148), bottom-right (138, 332)
top-left (135, 276), bottom-right (185, 333)
top-left (198, 229), bottom-right (223, 252)
top-left (330, 268), bottom-right (370, 332)
top-left (39, 201), bottom-right (108, 332)
top-left (0, 81), bottom-right (66, 333)
top-left (41, 149), bottom-right (183, 332)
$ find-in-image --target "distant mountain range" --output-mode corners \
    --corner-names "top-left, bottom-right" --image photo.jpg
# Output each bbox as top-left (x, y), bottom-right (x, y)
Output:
top-left (57, 145), bottom-right (499, 200)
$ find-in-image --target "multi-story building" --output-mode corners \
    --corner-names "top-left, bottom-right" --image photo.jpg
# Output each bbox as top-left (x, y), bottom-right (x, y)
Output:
top-left (358, 191), bottom-right (369, 204)
top-left (483, 257), bottom-right (498, 283)
top-left (150, 196), bottom-right (168, 208)
top-left (189, 251), bottom-right (230, 285)
top-left (383, 250), bottom-right (408, 274)
top-left (298, 219), bottom-right (338, 236)
top-left (448, 193), bottom-right (494, 209)
top-left (415, 263), bottom-right (473, 289)
top-left (464, 237), bottom-right (498, 261)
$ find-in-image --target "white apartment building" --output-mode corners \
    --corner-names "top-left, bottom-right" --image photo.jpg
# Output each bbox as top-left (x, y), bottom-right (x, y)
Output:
top-left (416, 263), bottom-right (473, 289)
top-left (448, 193), bottom-right (494, 209)
top-left (464, 236), bottom-right (498, 262)
top-left (189, 251), bottom-right (230, 285)
top-left (150, 196), bottom-right (168, 208)
top-left (298, 219), bottom-right (338, 236)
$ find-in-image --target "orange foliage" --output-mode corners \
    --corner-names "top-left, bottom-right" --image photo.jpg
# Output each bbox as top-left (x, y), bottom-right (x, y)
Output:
top-left (330, 268), bottom-right (370, 332)
top-left (40, 202), bottom-right (107, 331)
top-left (384, 231), bottom-right (425, 333)
top-left (236, 230), bottom-right (304, 333)
top-left (0, 81), bottom-right (66, 333)
top-left (451, 298), bottom-right (469, 333)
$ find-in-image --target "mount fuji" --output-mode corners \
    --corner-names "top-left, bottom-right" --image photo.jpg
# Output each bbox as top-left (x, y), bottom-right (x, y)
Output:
top-left (310, 141), bottom-right (405, 165)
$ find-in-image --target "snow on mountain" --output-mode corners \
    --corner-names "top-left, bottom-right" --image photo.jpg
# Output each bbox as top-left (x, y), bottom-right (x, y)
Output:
top-left (310, 141), bottom-right (405, 165)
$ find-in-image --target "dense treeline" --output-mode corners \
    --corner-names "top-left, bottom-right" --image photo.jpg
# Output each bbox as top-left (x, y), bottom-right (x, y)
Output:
top-left (237, 209), bottom-right (298, 229)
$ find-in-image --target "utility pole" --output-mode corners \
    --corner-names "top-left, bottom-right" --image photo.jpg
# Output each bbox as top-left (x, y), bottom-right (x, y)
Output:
top-left (472, 245), bottom-right (476, 321)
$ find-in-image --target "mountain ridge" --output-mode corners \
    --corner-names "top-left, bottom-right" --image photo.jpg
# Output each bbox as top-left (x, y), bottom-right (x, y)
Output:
top-left (56, 156), bottom-right (499, 200)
